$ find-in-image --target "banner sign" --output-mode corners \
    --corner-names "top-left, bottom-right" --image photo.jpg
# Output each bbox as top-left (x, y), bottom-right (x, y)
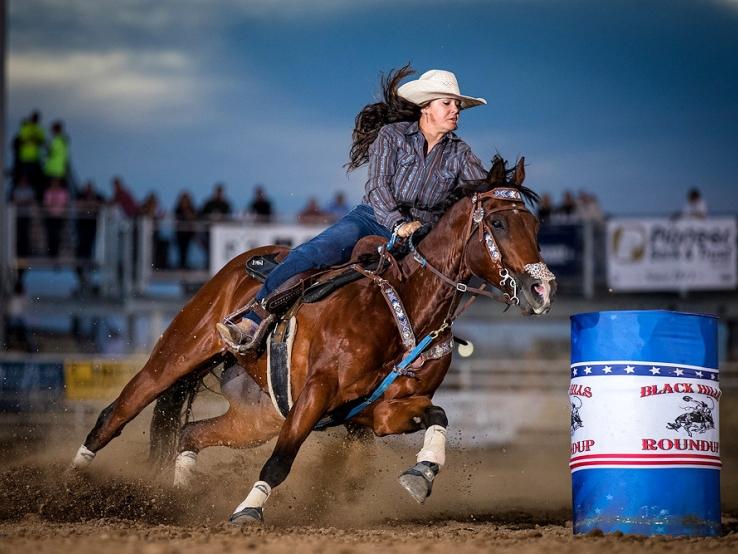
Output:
top-left (210, 223), bottom-right (327, 275)
top-left (607, 218), bottom-right (737, 291)
top-left (0, 361), bottom-right (65, 412)
top-left (64, 359), bottom-right (142, 401)
top-left (538, 224), bottom-right (584, 278)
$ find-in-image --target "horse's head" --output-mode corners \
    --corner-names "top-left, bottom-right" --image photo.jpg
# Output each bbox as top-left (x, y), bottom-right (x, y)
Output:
top-left (460, 156), bottom-right (556, 315)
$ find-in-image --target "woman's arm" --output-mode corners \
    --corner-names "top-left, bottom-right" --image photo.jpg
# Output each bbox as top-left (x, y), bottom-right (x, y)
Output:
top-left (364, 127), bottom-right (406, 231)
top-left (459, 148), bottom-right (487, 183)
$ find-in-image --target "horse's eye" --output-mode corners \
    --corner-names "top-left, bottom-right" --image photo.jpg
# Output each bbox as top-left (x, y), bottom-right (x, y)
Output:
top-left (491, 219), bottom-right (504, 230)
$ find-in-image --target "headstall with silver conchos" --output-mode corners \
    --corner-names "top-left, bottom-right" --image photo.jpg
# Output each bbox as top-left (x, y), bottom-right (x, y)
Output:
top-left (470, 187), bottom-right (555, 305)
top-left (407, 186), bottom-right (555, 309)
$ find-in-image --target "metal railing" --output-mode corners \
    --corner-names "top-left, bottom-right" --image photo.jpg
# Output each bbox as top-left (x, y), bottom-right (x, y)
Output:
top-left (2, 207), bottom-right (737, 301)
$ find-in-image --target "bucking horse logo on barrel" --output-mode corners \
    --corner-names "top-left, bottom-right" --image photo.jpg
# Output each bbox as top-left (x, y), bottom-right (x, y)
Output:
top-left (665, 395), bottom-right (715, 438)
top-left (570, 396), bottom-right (584, 433)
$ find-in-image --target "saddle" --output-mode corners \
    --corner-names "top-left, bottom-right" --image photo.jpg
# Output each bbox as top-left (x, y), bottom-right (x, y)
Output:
top-left (245, 235), bottom-right (399, 314)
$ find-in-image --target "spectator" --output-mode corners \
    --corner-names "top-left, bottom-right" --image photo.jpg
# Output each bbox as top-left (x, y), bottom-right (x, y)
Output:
top-left (297, 197), bottom-right (330, 225)
top-left (200, 183), bottom-right (232, 221)
top-left (325, 191), bottom-right (349, 222)
top-left (43, 178), bottom-right (70, 257)
top-left (10, 176), bottom-right (36, 259)
top-left (200, 183), bottom-right (232, 263)
top-left (682, 187), bottom-right (708, 219)
top-left (555, 190), bottom-right (577, 222)
top-left (139, 192), bottom-right (169, 269)
top-left (174, 191), bottom-right (198, 269)
top-left (75, 181), bottom-right (105, 289)
top-left (44, 120), bottom-right (70, 187)
top-left (139, 191), bottom-right (166, 220)
top-left (17, 111), bottom-right (46, 201)
top-left (110, 176), bottom-right (138, 218)
top-left (537, 193), bottom-right (553, 225)
top-left (248, 185), bottom-right (273, 223)
top-left (11, 123), bottom-right (22, 184)
top-left (576, 191), bottom-right (604, 223)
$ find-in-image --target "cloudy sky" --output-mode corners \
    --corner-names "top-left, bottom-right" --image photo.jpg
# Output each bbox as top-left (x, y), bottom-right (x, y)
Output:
top-left (7, 0), bottom-right (738, 217)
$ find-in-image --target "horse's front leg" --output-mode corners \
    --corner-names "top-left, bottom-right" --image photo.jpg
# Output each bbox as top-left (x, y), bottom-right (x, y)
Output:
top-left (372, 397), bottom-right (448, 504)
top-left (228, 376), bottom-right (334, 525)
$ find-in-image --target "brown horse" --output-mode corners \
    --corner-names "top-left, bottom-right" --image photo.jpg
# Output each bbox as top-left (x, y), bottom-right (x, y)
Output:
top-left (70, 156), bottom-right (556, 524)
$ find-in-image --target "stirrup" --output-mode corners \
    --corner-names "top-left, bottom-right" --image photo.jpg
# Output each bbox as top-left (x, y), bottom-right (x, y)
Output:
top-left (217, 315), bottom-right (275, 355)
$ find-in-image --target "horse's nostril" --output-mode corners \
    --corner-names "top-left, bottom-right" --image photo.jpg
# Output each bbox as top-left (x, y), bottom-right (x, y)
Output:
top-left (532, 283), bottom-right (545, 297)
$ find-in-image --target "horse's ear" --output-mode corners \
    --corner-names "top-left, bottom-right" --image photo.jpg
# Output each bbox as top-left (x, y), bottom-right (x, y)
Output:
top-left (513, 157), bottom-right (526, 187)
top-left (489, 155), bottom-right (507, 185)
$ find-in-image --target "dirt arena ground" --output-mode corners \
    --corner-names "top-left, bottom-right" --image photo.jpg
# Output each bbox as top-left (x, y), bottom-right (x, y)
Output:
top-left (1, 389), bottom-right (736, 554)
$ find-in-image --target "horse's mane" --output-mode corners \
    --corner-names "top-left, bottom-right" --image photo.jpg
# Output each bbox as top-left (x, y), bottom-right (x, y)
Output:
top-left (395, 156), bottom-right (539, 251)
top-left (425, 155), bottom-right (540, 220)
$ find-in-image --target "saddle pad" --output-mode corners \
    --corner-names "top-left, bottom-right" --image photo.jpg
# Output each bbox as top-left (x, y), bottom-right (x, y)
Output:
top-left (266, 316), bottom-right (297, 418)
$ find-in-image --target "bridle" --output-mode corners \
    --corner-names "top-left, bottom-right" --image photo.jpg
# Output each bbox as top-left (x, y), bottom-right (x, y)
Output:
top-left (408, 186), bottom-right (555, 312)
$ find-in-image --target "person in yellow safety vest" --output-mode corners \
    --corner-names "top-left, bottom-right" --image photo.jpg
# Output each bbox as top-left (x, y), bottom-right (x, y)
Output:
top-left (44, 120), bottom-right (70, 185)
top-left (17, 110), bottom-right (46, 201)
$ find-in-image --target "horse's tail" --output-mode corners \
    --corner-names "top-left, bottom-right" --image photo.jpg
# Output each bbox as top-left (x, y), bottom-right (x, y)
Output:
top-left (148, 354), bottom-right (226, 469)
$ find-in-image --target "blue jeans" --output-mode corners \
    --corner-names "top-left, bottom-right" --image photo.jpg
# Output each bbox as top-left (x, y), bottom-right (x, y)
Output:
top-left (247, 204), bottom-right (391, 322)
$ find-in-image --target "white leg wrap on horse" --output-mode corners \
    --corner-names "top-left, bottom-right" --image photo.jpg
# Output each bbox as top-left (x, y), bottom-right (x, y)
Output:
top-left (173, 451), bottom-right (198, 487)
top-left (72, 445), bottom-right (95, 468)
top-left (234, 481), bottom-right (272, 513)
top-left (416, 425), bottom-right (447, 467)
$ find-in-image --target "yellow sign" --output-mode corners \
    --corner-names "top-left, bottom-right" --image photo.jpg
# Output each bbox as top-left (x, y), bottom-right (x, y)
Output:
top-left (64, 358), bottom-right (144, 400)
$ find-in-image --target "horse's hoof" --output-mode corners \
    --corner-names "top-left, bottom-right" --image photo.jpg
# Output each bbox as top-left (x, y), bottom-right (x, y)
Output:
top-left (399, 462), bottom-right (438, 504)
top-left (228, 507), bottom-right (263, 525)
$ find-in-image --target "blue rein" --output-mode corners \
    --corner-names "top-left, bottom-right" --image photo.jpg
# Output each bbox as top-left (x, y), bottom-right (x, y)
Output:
top-left (343, 333), bottom-right (433, 422)
top-left (313, 233), bottom-right (437, 430)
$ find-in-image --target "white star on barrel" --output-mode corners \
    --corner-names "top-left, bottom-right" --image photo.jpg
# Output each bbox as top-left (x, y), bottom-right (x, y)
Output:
top-left (602, 366), bottom-right (612, 374)
top-left (649, 366), bottom-right (661, 375)
top-left (624, 365), bottom-right (635, 374)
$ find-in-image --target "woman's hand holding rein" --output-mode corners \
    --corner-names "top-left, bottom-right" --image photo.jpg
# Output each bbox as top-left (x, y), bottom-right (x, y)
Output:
top-left (395, 221), bottom-right (423, 238)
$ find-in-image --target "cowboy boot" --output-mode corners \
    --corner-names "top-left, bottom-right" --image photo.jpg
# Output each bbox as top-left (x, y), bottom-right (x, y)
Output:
top-left (217, 315), bottom-right (276, 355)
top-left (217, 319), bottom-right (258, 348)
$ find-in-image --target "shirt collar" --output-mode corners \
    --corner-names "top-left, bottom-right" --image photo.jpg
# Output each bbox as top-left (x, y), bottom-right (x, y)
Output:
top-left (403, 120), bottom-right (460, 142)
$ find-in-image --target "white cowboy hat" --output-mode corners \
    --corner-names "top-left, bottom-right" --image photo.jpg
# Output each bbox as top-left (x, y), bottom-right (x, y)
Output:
top-left (397, 69), bottom-right (487, 109)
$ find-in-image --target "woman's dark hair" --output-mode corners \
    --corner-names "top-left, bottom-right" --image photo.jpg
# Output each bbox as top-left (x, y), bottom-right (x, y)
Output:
top-left (346, 64), bottom-right (421, 172)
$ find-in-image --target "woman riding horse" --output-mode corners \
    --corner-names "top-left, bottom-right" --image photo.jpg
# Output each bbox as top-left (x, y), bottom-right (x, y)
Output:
top-left (69, 66), bottom-right (555, 527)
top-left (216, 66), bottom-right (488, 353)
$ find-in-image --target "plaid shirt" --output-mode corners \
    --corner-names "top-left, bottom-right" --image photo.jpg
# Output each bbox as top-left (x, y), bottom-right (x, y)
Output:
top-left (363, 121), bottom-right (486, 230)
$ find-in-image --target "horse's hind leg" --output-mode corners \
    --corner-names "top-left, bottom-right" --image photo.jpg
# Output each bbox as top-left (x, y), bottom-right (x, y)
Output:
top-left (70, 348), bottom-right (220, 470)
top-left (173, 378), bottom-right (282, 487)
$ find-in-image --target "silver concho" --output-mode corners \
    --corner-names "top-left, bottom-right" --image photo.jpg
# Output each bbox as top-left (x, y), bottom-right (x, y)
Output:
top-left (473, 206), bottom-right (484, 223)
top-left (524, 262), bottom-right (555, 282)
top-left (484, 232), bottom-right (501, 262)
top-left (425, 338), bottom-right (454, 360)
top-left (384, 285), bottom-right (415, 349)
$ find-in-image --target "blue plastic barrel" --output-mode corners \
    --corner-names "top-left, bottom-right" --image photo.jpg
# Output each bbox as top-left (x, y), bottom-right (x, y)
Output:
top-left (570, 310), bottom-right (721, 536)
